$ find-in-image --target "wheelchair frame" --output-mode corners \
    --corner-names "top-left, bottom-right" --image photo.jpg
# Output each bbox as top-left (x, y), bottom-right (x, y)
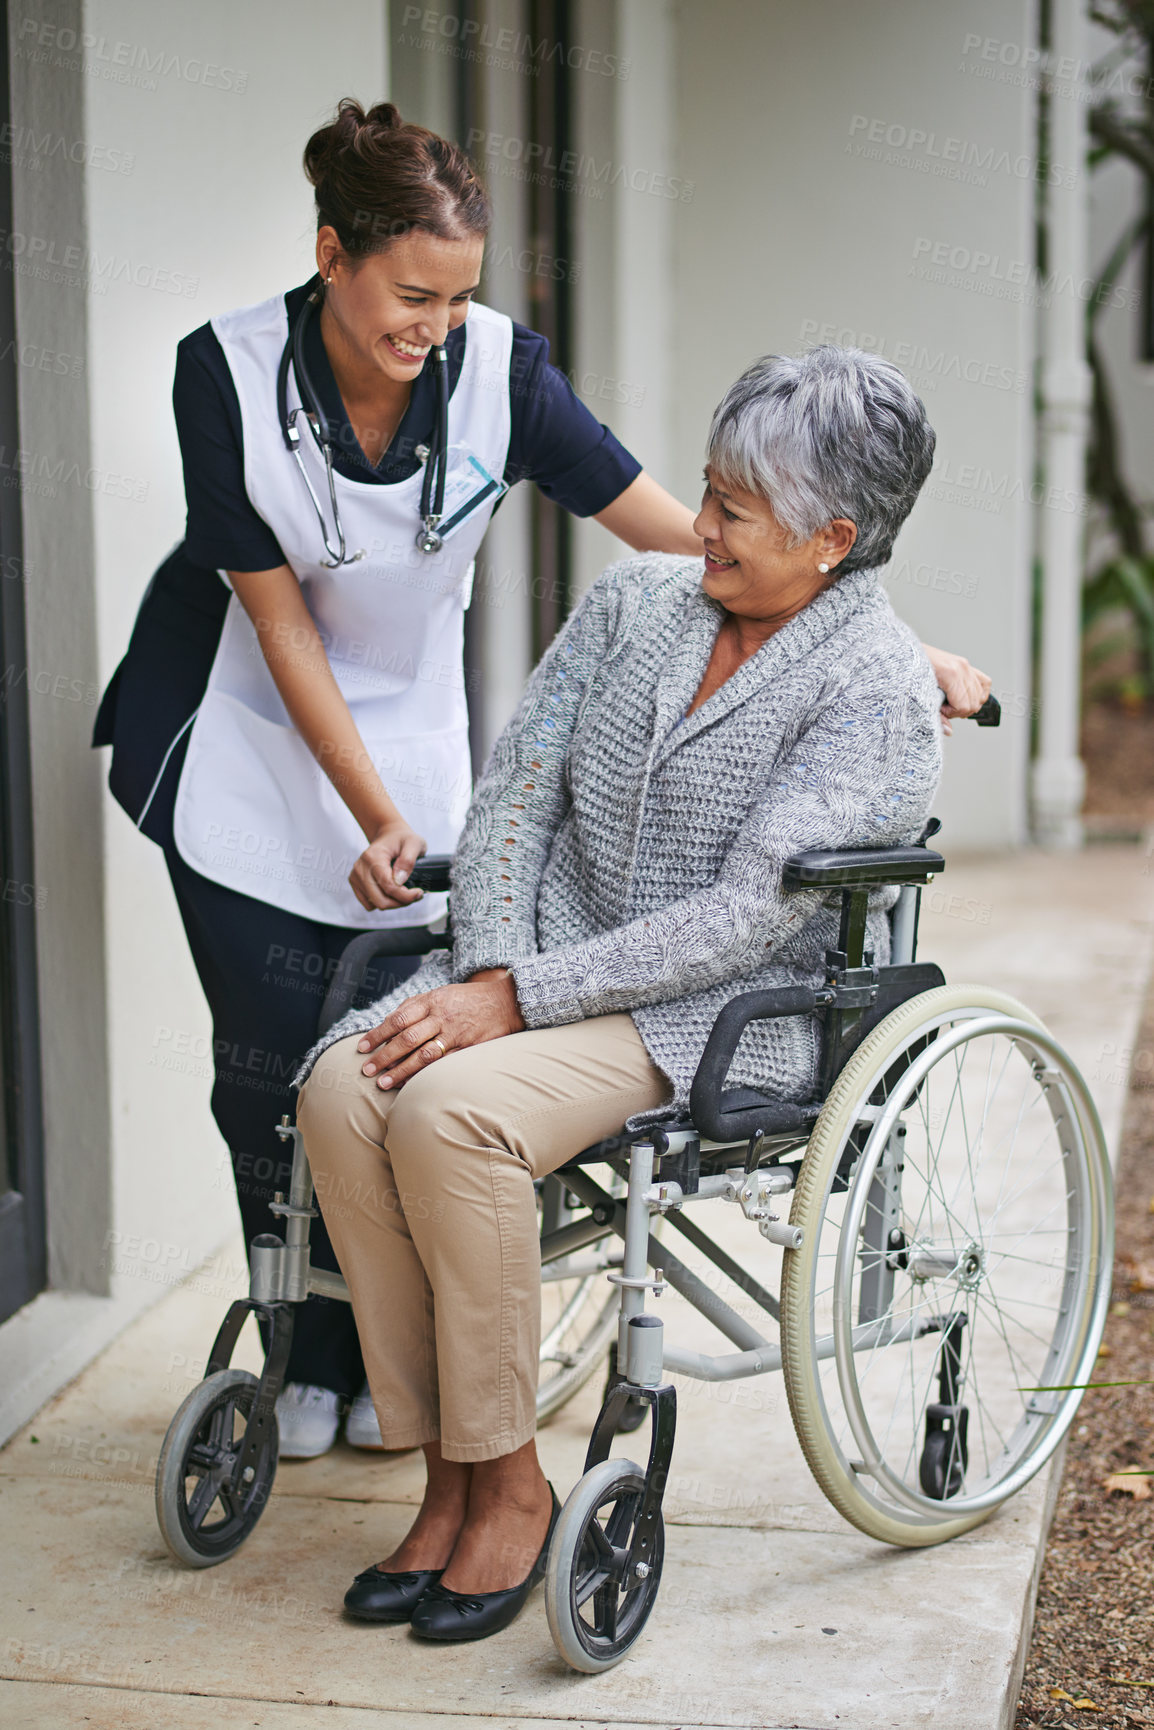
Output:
top-left (154, 830), bottom-right (1113, 1674)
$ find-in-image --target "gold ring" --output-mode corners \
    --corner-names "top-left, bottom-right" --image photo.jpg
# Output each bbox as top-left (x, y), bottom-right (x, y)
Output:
top-left (429, 1037), bottom-right (447, 1060)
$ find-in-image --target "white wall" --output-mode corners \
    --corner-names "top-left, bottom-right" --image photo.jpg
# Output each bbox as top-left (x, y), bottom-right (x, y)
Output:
top-left (82, 1), bottom-right (388, 1300)
top-left (669, 0), bottom-right (1039, 848)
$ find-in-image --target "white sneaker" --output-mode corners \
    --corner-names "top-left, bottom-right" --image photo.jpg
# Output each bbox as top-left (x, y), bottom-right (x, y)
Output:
top-left (274, 1382), bottom-right (344, 1458)
top-left (344, 1383), bottom-right (386, 1450)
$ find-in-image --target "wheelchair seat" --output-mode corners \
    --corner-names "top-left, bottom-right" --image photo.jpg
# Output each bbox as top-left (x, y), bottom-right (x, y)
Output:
top-left (558, 1088), bottom-right (822, 1170)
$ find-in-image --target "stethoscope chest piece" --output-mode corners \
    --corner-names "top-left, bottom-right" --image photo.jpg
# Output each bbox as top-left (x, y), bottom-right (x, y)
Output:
top-left (413, 436), bottom-right (444, 552)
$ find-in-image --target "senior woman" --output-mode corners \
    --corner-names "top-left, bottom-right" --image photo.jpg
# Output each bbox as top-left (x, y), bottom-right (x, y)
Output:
top-left (294, 344), bottom-right (944, 1642)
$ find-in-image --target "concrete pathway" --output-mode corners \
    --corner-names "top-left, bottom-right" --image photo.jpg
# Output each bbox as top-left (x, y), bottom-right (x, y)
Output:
top-left (2, 844), bottom-right (1151, 1730)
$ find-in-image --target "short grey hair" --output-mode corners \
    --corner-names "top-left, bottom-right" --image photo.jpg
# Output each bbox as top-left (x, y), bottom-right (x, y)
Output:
top-left (706, 345), bottom-right (936, 574)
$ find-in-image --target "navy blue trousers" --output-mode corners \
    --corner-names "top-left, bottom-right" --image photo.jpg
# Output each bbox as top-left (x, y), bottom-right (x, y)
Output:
top-left (165, 848), bottom-right (421, 1398)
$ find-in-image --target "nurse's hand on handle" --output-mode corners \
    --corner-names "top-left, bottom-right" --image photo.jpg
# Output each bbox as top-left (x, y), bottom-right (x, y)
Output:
top-left (349, 820), bottom-right (428, 913)
top-left (228, 564), bottom-right (427, 910)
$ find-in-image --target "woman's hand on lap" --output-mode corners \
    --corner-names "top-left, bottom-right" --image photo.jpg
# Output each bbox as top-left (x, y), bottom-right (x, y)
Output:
top-left (350, 819), bottom-right (428, 911)
top-left (357, 971), bottom-right (525, 1088)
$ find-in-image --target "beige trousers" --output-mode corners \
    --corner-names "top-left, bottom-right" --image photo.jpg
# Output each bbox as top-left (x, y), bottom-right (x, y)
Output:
top-left (296, 1015), bottom-right (670, 1462)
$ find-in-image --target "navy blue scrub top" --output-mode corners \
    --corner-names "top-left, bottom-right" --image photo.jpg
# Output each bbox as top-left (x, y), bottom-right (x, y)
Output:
top-left (95, 279), bottom-right (642, 851)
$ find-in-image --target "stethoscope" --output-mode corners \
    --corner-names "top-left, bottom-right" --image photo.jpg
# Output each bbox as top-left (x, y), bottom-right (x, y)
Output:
top-left (276, 274), bottom-right (450, 568)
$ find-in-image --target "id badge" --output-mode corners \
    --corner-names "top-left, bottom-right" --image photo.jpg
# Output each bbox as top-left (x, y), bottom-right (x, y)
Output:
top-left (433, 443), bottom-right (509, 542)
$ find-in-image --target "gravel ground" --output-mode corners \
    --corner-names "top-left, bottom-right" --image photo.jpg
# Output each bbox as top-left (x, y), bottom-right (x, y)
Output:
top-left (1014, 979), bottom-right (1154, 1728)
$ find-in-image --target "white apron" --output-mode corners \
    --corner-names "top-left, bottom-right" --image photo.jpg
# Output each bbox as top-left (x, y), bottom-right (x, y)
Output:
top-left (173, 295), bottom-right (513, 927)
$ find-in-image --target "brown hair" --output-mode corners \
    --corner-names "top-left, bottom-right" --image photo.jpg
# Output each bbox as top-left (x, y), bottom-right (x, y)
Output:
top-left (303, 98), bottom-right (491, 259)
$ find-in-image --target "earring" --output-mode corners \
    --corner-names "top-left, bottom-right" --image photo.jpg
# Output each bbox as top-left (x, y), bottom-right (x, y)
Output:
top-left (326, 274), bottom-right (333, 285)
top-left (818, 561), bottom-right (830, 573)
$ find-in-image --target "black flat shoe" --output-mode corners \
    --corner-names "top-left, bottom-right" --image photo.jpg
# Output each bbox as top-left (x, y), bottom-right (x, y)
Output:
top-left (343, 1565), bottom-right (444, 1623)
top-left (409, 1487), bottom-right (561, 1643)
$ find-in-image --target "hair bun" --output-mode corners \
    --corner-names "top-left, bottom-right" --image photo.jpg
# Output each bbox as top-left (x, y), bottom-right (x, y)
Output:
top-left (362, 101), bottom-right (403, 134)
top-left (303, 99), bottom-right (405, 184)
top-left (303, 97), bottom-right (491, 255)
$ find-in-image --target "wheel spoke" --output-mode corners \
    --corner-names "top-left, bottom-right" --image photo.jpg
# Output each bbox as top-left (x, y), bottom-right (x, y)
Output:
top-left (594, 1580), bottom-right (619, 1642)
top-left (983, 1127), bottom-right (1071, 1231)
top-left (185, 1467), bottom-right (221, 1530)
top-left (974, 1287), bottom-right (1068, 1316)
top-left (975, 1282), bottom-right (1059, 1348)
top-left (984, 1064), bottom-right (1038, 1223)
top-left (901, 1145), bottom-right (976, 1254)
top-left (218, 1482), bottom-right (245, 1524)
top-left (952, 1045), bottom-right (980, 1225)
top-left (586, 1513), bottom-right (617, 1566)
top-left (604, 1492), bottom-right (639, 1550)
top-left (973, 1281), bottom-right (1050, 1373)
top-left (574, 1560), bottom-right (612, 1609)
top-left (964, 1317), bottom-right (998, 1473)
top-left (205, 1399), bottom-right (231, 1451)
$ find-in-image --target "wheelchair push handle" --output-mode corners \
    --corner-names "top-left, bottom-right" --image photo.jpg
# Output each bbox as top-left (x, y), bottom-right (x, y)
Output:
top-left (406, 853), bottom-right (453, 891)
top-left (939, 690), bottom-right (1000, 727)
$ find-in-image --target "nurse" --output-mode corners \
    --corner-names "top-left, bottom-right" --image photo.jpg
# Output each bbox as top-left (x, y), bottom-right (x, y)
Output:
top-left (95, 98), bottom-right (989, 1461)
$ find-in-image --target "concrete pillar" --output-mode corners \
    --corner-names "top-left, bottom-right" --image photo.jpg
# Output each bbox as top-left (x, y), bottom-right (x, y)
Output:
top-left (1030, 0), bottom-right (1092, 848)
top-left (569, 0), bottom-right (677, 602)
top-left (610, 0), bottom-right (675, 488)
top-left (468, 0), bottom-right (535, 761)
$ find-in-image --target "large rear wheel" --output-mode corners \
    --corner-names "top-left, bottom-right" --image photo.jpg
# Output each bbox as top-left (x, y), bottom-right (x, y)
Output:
top-left (780, 986), bottom-right (1112, 1546)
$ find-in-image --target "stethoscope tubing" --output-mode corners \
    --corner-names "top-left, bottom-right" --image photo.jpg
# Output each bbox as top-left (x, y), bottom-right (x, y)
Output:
top-left (276, 274), bottom-right (448, 566)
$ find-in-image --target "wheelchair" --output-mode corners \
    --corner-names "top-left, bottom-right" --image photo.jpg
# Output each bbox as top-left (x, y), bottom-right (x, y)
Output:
top-left (154, 718), bottom-right (1113, 1673)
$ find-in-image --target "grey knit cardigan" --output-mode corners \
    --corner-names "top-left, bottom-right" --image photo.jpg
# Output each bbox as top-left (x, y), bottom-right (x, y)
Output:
top-left (297, 554), bottom-right (943, 1123)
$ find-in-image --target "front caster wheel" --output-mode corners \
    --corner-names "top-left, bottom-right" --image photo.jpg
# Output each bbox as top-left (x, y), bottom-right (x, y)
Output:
top-left (919, 1410), bottom-right (969, 1500)
top-left (155, 1368), bottom-right (279, 1567)
top-left (545, 1458), bottom-right (664, 1673)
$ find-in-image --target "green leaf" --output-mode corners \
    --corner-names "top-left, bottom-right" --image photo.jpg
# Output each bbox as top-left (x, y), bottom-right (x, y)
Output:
top-left (1114, 555), bottom-right (1154, 627)
top-left (1017, 1379), bottom-right (1154, 1390)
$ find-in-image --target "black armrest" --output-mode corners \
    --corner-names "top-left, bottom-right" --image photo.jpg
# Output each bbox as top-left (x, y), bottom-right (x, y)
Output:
top-left (782, 846), bottom-right (945, 890)
top-left (688, 987), bottom-right (826, 1142)
top-left (687, 961), bottom-right (948, 1143)
top-left (317, 924), bottom-right (451, 1038)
